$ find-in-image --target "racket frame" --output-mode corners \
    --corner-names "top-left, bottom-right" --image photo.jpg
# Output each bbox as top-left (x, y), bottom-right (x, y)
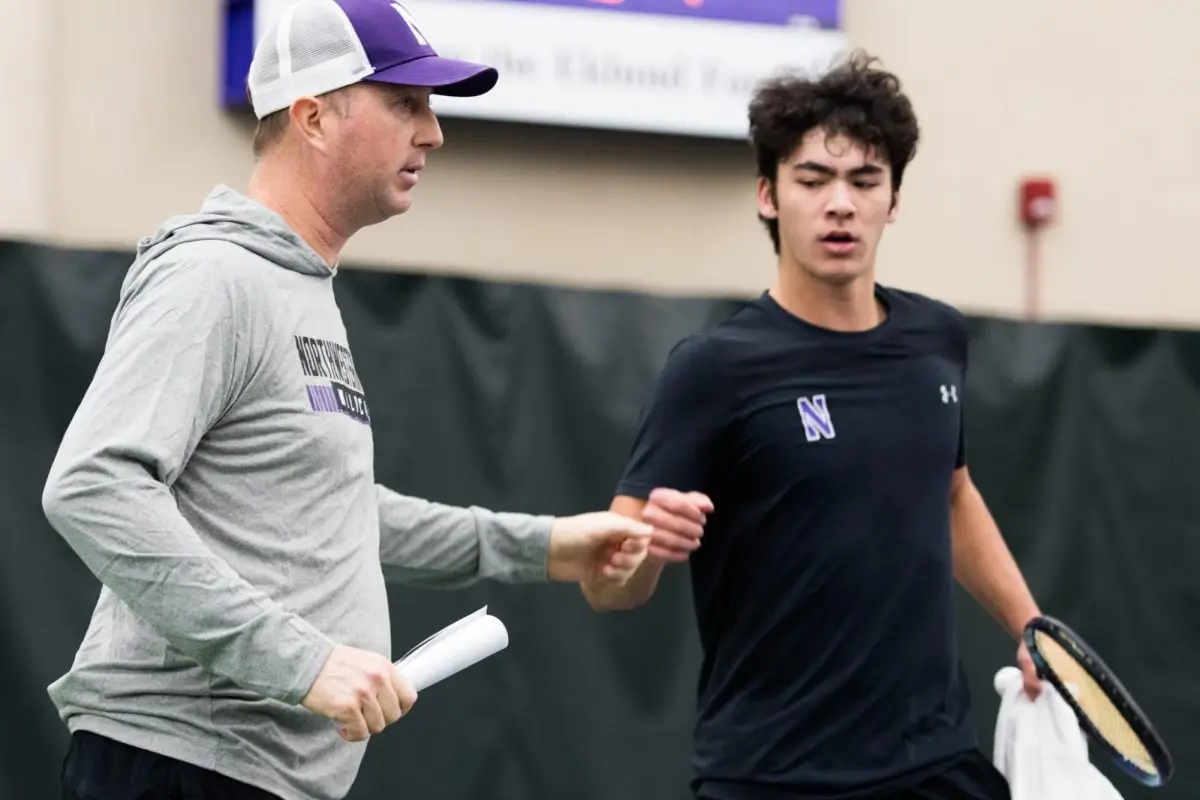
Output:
top-left (1023, 615), bottom-right (1173, 788)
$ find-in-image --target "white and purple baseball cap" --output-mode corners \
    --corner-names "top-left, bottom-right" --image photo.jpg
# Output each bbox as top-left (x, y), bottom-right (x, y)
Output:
top-left (247, 0), bottom-right (498, 120)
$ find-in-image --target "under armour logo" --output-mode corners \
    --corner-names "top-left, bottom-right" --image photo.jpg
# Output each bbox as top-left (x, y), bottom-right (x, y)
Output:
top-left (940, 384), bottom-right (958, 404)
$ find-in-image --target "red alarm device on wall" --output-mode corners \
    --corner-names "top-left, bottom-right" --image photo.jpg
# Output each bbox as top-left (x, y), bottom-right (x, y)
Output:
top-left (1019, 177), bottom-right (1057, 229)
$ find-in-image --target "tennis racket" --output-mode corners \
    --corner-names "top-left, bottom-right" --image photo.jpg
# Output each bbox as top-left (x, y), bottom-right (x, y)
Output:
top-left (1023, 615), bottom-right (1173, 787)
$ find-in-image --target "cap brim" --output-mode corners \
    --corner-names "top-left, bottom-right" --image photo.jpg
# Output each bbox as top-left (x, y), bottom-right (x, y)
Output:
top-left (365, 56), bottom-right (498, 98)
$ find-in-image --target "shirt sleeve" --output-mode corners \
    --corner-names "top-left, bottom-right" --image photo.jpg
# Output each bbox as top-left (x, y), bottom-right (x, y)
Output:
top-left (953, 311), bottom-right (969, 469)
top-left (615, 334), bottom-right (733, 500)
top-left (955, 414), bottom-right (967, 469)
top-left (375, 487), bottom-right (553, 588)
top-left (41, 256), bottom-right (334, 706)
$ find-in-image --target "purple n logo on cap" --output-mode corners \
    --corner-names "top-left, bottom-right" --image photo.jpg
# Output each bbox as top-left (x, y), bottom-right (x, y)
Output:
top-left (344, 0), bottom-right (438, 67)
top-left (337, 0), bottom-right (499, 96)
top-left (390, 3), bottom-right (430, 46)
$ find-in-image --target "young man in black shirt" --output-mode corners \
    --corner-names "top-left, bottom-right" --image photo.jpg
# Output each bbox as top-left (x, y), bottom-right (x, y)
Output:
top-left (582, 52), bottom-right (1045, 799)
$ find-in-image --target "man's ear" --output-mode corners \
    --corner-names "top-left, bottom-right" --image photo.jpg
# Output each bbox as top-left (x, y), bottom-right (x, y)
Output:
top-left (756, 176), bottom-right (779, 220)
top-left (887, 189), bottom-right (901, 224)
top-left (289, 96), bottom-right (330, 151)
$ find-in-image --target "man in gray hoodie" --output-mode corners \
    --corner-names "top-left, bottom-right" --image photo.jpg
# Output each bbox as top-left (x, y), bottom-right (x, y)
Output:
top-left (42, 2), bottom-right (712, 799)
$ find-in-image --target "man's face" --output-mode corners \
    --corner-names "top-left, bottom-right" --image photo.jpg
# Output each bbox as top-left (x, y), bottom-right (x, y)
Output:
top-left (757, 128), bottom-right (898, 285)
top-left (324, 83), bottom-right (444, 223)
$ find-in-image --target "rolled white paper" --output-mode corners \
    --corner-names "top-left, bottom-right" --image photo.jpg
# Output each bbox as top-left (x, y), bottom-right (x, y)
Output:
top-left (394, 608), bottom-right (510, 692)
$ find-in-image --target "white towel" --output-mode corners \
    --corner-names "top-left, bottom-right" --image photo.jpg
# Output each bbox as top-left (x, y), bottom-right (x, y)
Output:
top-left (992, 666), bottom-right (1125, 800)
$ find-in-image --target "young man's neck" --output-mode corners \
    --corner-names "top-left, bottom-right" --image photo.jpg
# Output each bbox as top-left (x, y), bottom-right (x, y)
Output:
top-left (769, 257), bottom-right (885, 333)
top-left (246, 159), bottom-right (348, 267)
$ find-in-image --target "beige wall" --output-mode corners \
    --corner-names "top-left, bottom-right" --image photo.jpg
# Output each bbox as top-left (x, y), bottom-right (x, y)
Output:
top-left (0, 0), bottom-right (54, 239)
top-left (2, 0), bottom-right (1197, 327)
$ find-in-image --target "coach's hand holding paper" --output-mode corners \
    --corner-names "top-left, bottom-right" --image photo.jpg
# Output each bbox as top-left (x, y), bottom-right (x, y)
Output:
top-left (304, 644), bottom-right (418, 743)
top-left (394, 606), bottom-right (509, 692)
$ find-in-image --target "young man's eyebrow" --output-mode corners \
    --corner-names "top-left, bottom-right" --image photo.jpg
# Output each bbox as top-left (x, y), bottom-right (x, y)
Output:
top-left (791, 162), bottom-right (884, 177)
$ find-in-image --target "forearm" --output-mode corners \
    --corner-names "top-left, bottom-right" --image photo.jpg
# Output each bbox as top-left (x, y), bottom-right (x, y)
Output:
top-left (581, 559), bottom-right (665, 611)
top-left (578, 493), bottom-right (665, 611)
top-left (43, 457), bottom-right (333, 705)
top-left (950, 479), bottom-right (1040, 639)
top-left (375, 485), bottom-right (553, 588)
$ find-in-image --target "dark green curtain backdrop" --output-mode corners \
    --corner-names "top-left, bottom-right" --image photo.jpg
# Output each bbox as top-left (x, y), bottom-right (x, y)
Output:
top-left (2, 241), bottom-right (1195, 799)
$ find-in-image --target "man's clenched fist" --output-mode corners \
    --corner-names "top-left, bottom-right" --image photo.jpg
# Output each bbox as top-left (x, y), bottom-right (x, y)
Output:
top-left (302, 645), bottom-right (418, 742)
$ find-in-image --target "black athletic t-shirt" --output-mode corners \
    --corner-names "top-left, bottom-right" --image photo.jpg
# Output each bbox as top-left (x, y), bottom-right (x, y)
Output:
top-left (616, 286), bottom-right (979, 799)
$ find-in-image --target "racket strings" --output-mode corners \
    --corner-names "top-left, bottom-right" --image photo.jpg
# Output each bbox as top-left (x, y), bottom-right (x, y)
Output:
top-left (1034, 632), bottom-right (1157, 775)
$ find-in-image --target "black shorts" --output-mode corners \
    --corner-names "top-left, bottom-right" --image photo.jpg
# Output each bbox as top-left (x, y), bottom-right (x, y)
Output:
top-left (697, 751), bottom-right (1011, 800)
top-left (888, 751), bottom-right (1011, 800)
top-left (61, 730), bottom-right (282, 800)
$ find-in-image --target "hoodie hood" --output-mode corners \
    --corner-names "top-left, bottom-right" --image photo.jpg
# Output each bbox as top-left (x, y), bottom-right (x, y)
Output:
top-left (134, 185), bottom-right (334, 279)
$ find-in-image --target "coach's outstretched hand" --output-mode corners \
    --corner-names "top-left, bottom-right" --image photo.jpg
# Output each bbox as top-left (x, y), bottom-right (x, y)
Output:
top-left (549, 490), bottom-right (713, 584)
top-left (303, 645), bottom-right (418, 743)
top-left (547, 512), bottom-right (654, 584)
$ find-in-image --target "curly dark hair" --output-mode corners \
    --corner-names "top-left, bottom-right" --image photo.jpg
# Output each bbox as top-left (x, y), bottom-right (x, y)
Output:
top-left (748, 49), bottom-right (921, 254)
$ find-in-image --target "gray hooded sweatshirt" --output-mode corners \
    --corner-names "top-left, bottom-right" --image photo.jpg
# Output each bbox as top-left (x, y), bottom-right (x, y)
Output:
top-left (42, 185), bottom-right (554, 800)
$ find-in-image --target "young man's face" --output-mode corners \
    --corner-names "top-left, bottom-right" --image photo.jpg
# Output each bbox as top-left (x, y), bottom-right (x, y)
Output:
top-left (757, 128), bottom-right (899, 286)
